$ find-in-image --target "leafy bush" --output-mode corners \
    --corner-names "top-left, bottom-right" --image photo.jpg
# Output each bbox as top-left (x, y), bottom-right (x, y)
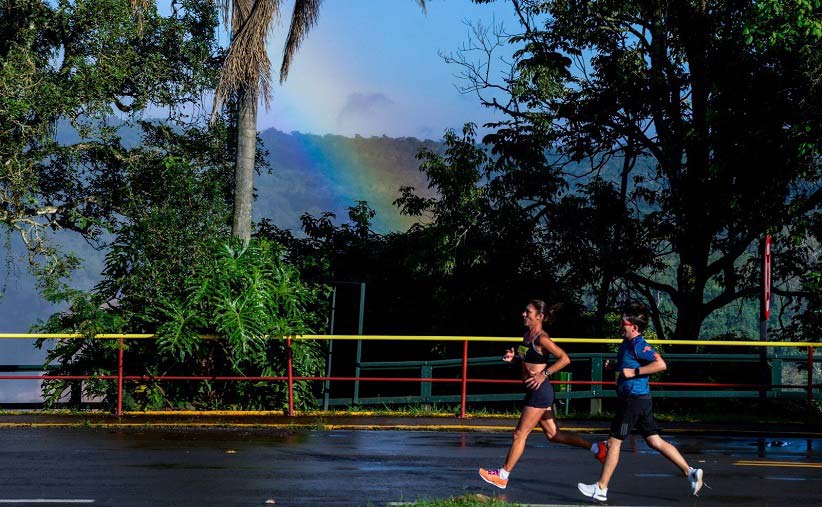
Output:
top-left (155, 237), bottom-right (328, 410)
top-left (38, 238), bottom-right (326, 411)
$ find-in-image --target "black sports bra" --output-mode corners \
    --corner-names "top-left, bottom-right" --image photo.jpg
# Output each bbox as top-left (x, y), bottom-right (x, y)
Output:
top-left (521, 335), bottom-right (549, 364)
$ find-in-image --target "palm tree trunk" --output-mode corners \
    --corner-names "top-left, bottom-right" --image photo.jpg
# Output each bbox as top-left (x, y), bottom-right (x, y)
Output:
top-left (232, 86), bottom-right (256, 241)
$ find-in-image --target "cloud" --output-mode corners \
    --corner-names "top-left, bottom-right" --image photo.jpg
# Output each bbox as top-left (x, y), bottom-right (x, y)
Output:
top-left (415, 126), bottom-right (438, 140)
top-left (337, 93), bottom-right (394, 123)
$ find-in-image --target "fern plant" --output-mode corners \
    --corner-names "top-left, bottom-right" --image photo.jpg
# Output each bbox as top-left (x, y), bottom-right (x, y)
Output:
top-left (157, 237), bottom-right (327, 408)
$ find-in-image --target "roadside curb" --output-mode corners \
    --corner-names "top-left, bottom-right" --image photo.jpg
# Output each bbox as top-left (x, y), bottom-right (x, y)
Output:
top-left (0, 411), bottom-right (818, 437)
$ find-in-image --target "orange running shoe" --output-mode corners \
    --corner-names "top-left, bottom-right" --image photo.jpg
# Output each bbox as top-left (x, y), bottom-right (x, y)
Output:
top-left (594, 440), bottom-right (608, 464)
top-left (478, 468), bottom-right (508, 489)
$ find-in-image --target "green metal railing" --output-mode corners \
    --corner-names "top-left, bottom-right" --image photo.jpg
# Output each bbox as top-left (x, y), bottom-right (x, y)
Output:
top-left (310, 336), bottom-right (820, 418)
top-left (325, 351), bottom-right (820, 409)
top-left (0, 334), bottom-right (818, 418)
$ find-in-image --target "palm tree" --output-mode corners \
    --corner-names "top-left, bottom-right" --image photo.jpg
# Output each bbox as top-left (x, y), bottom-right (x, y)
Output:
top-left (204, 0), bottom-right (427, 241)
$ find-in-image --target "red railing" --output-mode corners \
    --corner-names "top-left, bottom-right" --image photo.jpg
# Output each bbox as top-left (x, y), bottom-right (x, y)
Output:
top-left (0, 334), bottom-right (818, 419)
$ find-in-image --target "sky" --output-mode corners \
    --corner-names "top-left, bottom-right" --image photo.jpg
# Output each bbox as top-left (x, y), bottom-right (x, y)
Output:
top-left (256, 0), bottom-right (520, 139)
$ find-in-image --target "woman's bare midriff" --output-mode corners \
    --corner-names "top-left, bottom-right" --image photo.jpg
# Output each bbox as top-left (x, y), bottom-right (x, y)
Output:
top-left (521, 361), bottom-right (547, 380)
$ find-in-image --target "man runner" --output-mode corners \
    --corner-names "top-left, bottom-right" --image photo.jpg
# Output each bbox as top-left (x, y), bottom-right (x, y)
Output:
top-left (577, 303), bottom-right (704, 502)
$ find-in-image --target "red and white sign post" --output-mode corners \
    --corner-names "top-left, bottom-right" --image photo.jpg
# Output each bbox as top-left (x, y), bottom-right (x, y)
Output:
top-left (759, 235), bottom-right (772, 399)
top-left (762, 235), bottom-right (772, 322)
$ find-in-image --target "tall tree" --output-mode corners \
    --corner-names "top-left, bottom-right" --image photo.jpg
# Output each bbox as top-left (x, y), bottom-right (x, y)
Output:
top-left (463, 0), bottom-right (822, 339)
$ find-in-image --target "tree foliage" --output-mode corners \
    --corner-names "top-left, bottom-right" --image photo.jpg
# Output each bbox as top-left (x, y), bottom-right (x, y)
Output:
top-left (0, 0), bottom-right (222, 291)
top-left (461, 0), bottom-right (822, 339)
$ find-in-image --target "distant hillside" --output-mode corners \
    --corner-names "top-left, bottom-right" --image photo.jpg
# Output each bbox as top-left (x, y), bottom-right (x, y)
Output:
top-left (0, 126), bottom-right (443, 350)
top-left (54, 120), bottom-right (441, 232)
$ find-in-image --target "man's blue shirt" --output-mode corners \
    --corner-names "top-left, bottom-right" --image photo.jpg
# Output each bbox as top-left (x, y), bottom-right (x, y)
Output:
top-left (616, 334), bottom-right (657, 397)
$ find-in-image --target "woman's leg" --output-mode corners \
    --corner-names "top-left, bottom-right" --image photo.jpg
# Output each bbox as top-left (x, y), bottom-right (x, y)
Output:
top-left (502, 406), bottom-right (545, 472)
top-left (538, 409), bottom-right (593, 449)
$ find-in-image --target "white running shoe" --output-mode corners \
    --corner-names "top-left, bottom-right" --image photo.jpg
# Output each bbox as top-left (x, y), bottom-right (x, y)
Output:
top-left (688, 467), bottom-right (704, 496)
top-left (578, 482), bottom-right (608, 502)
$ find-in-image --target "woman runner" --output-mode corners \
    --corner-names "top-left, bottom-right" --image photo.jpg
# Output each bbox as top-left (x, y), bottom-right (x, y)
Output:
top-left (479, 300), bottom-right (607, 489)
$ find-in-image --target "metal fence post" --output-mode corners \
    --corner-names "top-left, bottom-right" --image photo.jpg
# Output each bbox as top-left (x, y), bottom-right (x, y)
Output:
top-left (460, 340), bottom-right (468, 419)
top-left (353, 283), bottom-right (366, 405)
top-left (770, 350), bottom-right (782, 397)
top-left (117, 337), bottom-right (124, 417)
top-left (420, 364), bottom-right (432, 401)
top-left (353, 340), bottom-right (362, 405)
top-left (323, 287), bottom-right (337, 411)
top-left (808, 346), bottom-right (815, 421)
top-left (557, 371), bottom-right (571, 416)
top-left (287, 337), bottom-right (295, 417)
top-left (590, 355), bottom-right (603, 415)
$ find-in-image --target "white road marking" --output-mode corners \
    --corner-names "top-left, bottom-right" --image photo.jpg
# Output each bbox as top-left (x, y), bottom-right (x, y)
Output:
top-left (0, 501), bottom-right (94, 504)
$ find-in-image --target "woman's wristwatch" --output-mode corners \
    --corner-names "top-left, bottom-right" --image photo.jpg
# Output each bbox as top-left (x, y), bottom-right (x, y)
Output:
top-left (634, 367), bottom-right (641, 376)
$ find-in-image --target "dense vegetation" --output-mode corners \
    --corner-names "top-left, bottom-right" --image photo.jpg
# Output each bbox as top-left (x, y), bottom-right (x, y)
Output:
top-left (1, 0), bottom-right (820, 410)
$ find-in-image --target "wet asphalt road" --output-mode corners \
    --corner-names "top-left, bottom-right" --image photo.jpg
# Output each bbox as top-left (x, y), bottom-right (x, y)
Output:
top-left (0, 428), bottom-right (820, 506)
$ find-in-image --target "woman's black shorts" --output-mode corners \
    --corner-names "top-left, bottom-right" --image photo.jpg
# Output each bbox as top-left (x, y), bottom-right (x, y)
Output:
top-left (523, 378), bottom-right (555, 409)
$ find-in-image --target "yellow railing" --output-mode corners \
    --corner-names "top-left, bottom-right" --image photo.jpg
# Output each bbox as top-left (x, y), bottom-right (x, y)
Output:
top-left (0, 333), bottom-right (817, 347)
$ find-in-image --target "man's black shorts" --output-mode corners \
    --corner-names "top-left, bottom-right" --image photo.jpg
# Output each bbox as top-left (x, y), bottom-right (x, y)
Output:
top-left (609, 395), bottom-right (660, 440)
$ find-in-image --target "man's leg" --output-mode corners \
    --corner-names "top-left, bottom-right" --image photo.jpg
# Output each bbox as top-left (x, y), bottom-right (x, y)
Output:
top-left (645, 434), bottom-right (704, 495)
top-left (597, 436), bottom-right (622, 489)
top-left (645, 434), bottom-right (690, 476)
top-left (637, 401), bottom-right (690, 477)
top-left (579, 397), bottom-right (634, 501)
top-left (640, 402), bottom-right (704, 496)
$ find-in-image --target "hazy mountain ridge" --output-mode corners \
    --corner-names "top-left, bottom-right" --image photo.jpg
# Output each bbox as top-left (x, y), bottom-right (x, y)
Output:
top-left (0, 126), bottom-right (445, 345)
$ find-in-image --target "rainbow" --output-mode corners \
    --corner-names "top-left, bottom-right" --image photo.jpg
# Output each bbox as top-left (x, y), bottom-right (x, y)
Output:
top-left (258, 129), bottom-right (430, 234)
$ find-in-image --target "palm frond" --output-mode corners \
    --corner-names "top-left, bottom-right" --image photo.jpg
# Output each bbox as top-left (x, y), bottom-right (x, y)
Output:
top-left (156, 306), bottom-right (203, 362)
top-left (214, 0), bottom-right (284, 113)
top-left (279, 0), bottom-right (323, 83)
top-left (214, 294), bottom-right (267, 363)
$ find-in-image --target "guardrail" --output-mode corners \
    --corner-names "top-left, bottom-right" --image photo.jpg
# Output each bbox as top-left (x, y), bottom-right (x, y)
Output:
top-left (0, 334), bottom-right (818, 418)
top-left (332, 352), bottom-right (817, 411)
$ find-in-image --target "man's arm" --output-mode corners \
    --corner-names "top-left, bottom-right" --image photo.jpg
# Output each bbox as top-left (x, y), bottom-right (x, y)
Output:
top-left (622, 352), bottom-right (666, 378)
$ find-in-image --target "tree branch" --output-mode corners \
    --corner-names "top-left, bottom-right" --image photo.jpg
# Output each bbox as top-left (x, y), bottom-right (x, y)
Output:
top-left (625, 272), bottom-right (678, 301)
